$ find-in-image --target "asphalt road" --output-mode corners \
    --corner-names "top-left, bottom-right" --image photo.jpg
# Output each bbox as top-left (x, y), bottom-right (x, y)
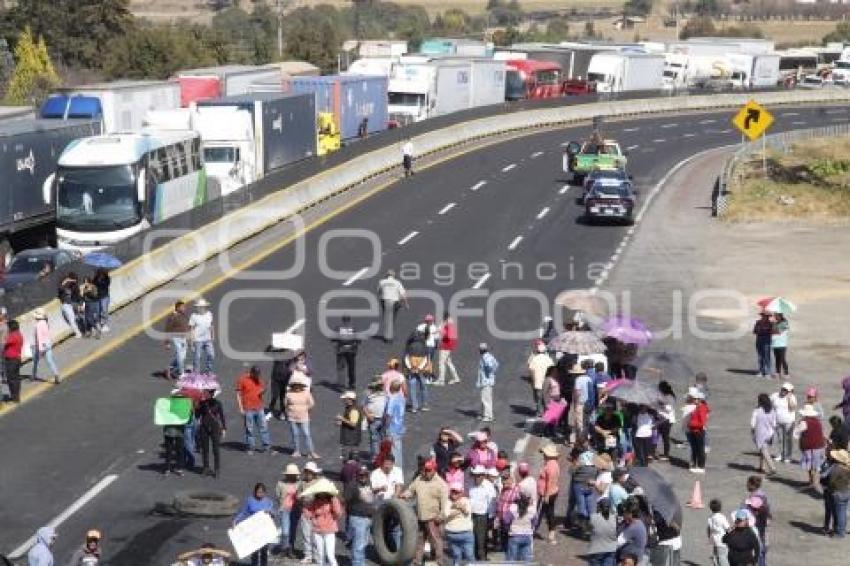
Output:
top-left (1, 104), bottom-right (847, 564)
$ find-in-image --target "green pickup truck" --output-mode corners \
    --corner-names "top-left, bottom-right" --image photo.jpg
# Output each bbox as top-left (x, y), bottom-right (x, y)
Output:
top-left (563, 139), bottom-right (627, 182)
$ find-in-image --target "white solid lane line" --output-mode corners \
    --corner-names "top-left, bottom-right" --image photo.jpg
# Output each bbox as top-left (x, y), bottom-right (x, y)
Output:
top-left (623, 127), bottom-right (639, 132)
top-left (342, 267), bottom-right (369, 287)
top-left (683, 133), bottom-right (696, 138)
top-left (502, 163), bottom-right (517, 172)
top-left (397, 231), bottom-right (419, 246)
top-left (661, 123), bottom-right (678, 128)
top-left (438, 202), bottom-right (456, 215)
top-left (536, 207), bottom-right (550, 219)
top-left (782, 112), bottom-right (799, 116)
top-left (626, 144), bottom-right (640, 150)
top-left (699, 119), bottom-right (716, 124)
top-left (472, 272), bottom-right (491, 290)
top-left (284, 318), bottom-right (305, 334)
top-left (470, 180), bottom-right (487, 192)
top-left (531, 151), bottom-right (544, 158)
top-left (826, 109), bottom-right (846, 114)
top-left (719, 129), bottom-right (733, 133)
top-left (653, 139), bottom-right (666, 143)
top-left (10, 474), bottom-right (119, 559)
top-left (508, 236), bottom-right (523, 251)
top-left (792, 121), bottom-right (808, 126)
top-left (559, 185), bottom-right (570, 195)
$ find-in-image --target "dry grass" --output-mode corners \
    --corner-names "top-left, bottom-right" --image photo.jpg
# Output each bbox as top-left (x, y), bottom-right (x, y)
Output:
top-left (287, 0), bottom-right (625, 14)
top-left (725, 137), bottom-right (850, 222)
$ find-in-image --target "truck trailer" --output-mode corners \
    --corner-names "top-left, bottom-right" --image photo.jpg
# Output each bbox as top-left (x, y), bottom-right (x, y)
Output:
top-left (587, 52), bottom-right (664, 93)
top-left (177, 65), bottom-right (282, 106)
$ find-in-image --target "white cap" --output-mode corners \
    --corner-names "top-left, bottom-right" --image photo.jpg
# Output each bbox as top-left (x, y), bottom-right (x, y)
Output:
top-left (304, 462), bottom-right (322, 474)
top-left (470, 465), bottom-right (487, 475)
top-left (781, 382), bottom-right (794, 392)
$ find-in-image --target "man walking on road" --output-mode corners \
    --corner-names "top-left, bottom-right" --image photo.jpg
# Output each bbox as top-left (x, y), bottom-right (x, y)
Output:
top-left (4, 319), bottom-right (23, 403)
top-left (770, 382), bottom-right (797, 463)
top-left (332, 315), bottom-right (360, 390)
top-left (189, 298), bottom-right (215, 374)
top-left (477, 343), bottom-right (500, 423)
top-left (402, 459), bottom-right (448, 566)
top-left (437, 311), bottom-right (460, 385)
top-left (753, 312), bottom-right (773, 378)
top-left (377, 270), bottom-right (408, 342)
top-left (164, 301), bottom-right (190, 380)
top-left (402, 139), bottom-right (414, 177)
top-left (236, 365), bottom-right (272, 454)
top-left (385, 380), bottom-right (407, 470)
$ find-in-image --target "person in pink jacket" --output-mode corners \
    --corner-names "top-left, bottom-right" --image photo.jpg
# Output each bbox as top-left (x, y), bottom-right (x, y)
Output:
top-left (32, 308), bottom-right (60, 384)
top-left (285, 374), bottom-right (319, 459)
top-left (302, 492), bottom-right (343, 566)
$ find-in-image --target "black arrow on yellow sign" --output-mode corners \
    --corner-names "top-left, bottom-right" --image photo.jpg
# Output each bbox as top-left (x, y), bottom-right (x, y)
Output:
top-left (744, 108), bottom-right (760, 130)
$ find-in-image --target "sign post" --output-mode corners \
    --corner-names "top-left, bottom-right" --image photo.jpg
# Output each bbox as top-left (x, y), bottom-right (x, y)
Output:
top-left (732, 100), bottom-right (775, 177)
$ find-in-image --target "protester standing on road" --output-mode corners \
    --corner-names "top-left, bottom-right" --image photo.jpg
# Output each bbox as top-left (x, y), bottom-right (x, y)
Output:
top-left (363, 378), bottom-right (388, 459)
top-left (68, 529), bottom-right (102, 565)
top-left (189, 299), bottom-right (215, 374)
top-left (469, 465), bottom-right (497, 560)
top-left (376, 270), bottom-right (408, 342)
top-left (418, 313), bottom-right (439, 367)
top-left (276, 464), bottom-right (300, 558)
top-left (385, 379), bottom-right (406, 470)
top-left (771, 313), bottom-right (790, 379)
top-left (332, 315), bottom-right (359, 390)
top-left (752, 312), bottom-right (773, 378)
top-left (298, 462), bottom-right (322, 562)
top-left (164, 301), bottom-right (190, 380)
top-left (827, 447), bottom-right (850, 538)
top-left (236, 366), bottom-right (272, 455)
top-left (4, 319), bottom-right (23, 403)
top-left (302, 489), bottom-right (343, 566)
top-left (266, 347), bottom-right (292, 420)
top-left (336, 391), bottom-right (362, 459)
top-left (234, 483), bottom-right (275, 566)
top-left (402, 459), bottom-right (448, 566)
top-left (431, 427), bottom-right (463, 477)
top-left (770, 383), bottom-right (796, 464)
top-left (285, 372), bottom-right (318, 459)
top-left (587, 498), bottom-right (618, 566)
top-left (93, 268), bottom-right (111, 332)
top-left (617, 501), bottom-right (648, 564)
top-left (751, 394), bottom-right (777, 476)
top-left (27, 526), bottom-right (56, 566)
top-left (685, 387), bottom-right (709, 473)
top-left (58, 271), bottom-right (82, 337)
top-left (722, 511), bottom-right (760, 566)
top-left (444, 482), bottom-right (475, 565)
top-left (655, 381), bottom-right (676, 461)
top-left (402, 139), bottom-right (414, 177)
top-left (633, 405), bottom-right (654, 468)
top-left (345, 465), bottom-right (376, 566)
top-left (537, 444), bottom-right (561, 545)
top-left (437, 311), bottom-right (460, 385)
top-left (793, 404), bottom-right (826, 487)
top-left (31, 308), bottom-right (60, 384)
top-left (707, 499), bottom-right (731, 566)
top-left (405, 328), bottom-right (431, 413)
top-left (528, 339), bottom-right (555, 417)
top-left (477, 343), bottom-right (499, 423)
top-left (79, 276), bottom-right (100, 338)
top-left (197, 388), bottom-right (226, 477)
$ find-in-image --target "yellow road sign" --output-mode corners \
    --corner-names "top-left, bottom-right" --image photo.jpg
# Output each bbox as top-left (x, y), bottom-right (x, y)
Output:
top-left (732, 100), bottom-right (774, 141)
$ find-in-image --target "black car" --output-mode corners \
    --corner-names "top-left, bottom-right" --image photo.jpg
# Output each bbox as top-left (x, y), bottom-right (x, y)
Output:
top-left (584, 178), bottom-right (637, 224)
top-left (1, 248), bottom-right (78, 291)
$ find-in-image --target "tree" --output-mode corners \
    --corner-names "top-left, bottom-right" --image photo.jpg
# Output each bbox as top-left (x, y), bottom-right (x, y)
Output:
top-left (282, 7), bottom-right (343, 73)
top-left (545, 18), bottom-right (570, 41)
top-left (680, 15), bottom-right (716, 39)
top-left (433, 9), bottom-right (471, 35)
top-left (624, 0), bottom-right (652, 17)
top-left (5, 27), bottom-right (59, 105)
top-left (824, 22), bottom-right (850, 44)
top-left (102, 23), bottom-right (218, 80)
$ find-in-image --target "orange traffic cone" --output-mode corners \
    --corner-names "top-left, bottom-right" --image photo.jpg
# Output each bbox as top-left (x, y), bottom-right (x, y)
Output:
top-left (686, 480), bottom-right (705, 509)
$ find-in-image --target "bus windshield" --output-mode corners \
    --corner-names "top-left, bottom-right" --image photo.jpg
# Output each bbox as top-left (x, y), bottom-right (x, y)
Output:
top-left (56, 165), bottom-right (142, 232)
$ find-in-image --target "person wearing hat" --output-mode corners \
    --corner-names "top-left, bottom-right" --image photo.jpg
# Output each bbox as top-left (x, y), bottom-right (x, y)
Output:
top-left (528, 339), bottom-right (555, 417)
top-left (826, 447), bottom-right (850, 539)
top-left (794, 403), bottom-right (827, 486)
top-left (197, 388), bottom-right (226, 478)
top-left (297, 462), bottom-right (323, 562)
top-left (466, 431), bottom-right (497, 470)
top-left (438, 310), bottom-right (461, 385)
top-left (722, 510), bottom-right (761, 566)
top-left (31, 308), bottom-right (61, 384)
top-left (3, 318), bottom-right (24, 403)
top-left (404, 325), bottom-right (432, 413)
top-left (444, 482), bottom-right (475, 565)
top-left (163, 301), bottom-right (190, 380)
top-left (537, 444), bottom-right (561, 545)
top-left (189, 298), bottom-right (214, 374)
top-left (68, 528), bottom-right (102, 565)
top-left (476, 343), bottom-right (500, 423)
top-left (401, 459), bottom-right (448, 566)
top-left (363, 377), bottom-right (388, 459)
top-left (236, 365), bottom-right (272, 455)
top-left (752, 311), bottom-right (774, 378)
top-left (516, 462), bottom-right (537, 508)
top-left (285, 373), bottom-right (318, 459)
top-left (332, 314), bottom-right (360, 390)
top-left (336, 391), bottom-right (363, 460)
top-left (417, 314), bottom-right (440, 376)
top-left (769, 382), bottom-right (797, 464)
top-left (685, 387), bottom-right (710, 474)
top-left (344, 466), bottom-right (376, 566)
top-left (468, 465), bottom-right (497, 560)
top-left (275, 464), bottom-right (301, 558)
top-left (376, 269), bottom-right (408, 342)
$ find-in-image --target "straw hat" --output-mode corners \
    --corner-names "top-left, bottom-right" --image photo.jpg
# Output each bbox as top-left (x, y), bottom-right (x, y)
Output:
top-left (831, 449), bottom-right (850, 467)
top-left (799, 404), bottom-right (818, 418)
top-left (340, 391), bottom-right (357, 401)
top-left (593, 453), bottom-right (614, 470)
top-left (195, 298), bottom-right (210, 308)
top-left (540, 444), bottom-right (559, 458)
top-left (299, 478), bottom-right (338, 498)
top-left (33, 308), bottom-right (47, 320)
top-left (283, 463), bottom-right (300, 476)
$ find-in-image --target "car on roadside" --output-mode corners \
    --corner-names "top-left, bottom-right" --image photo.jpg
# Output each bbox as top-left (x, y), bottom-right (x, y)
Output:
top-left (1, 247), bottom-right (78, 291)
top-left (798, 74), bottom-right (826, 89)
top-left (584, 178), bottom-right (637, 224)
top-left (582, 167), bottom-right (631, 203)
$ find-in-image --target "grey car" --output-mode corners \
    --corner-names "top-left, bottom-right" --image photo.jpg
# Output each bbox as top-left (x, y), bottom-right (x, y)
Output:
top-left (2, 248), bottom-right (78, 291)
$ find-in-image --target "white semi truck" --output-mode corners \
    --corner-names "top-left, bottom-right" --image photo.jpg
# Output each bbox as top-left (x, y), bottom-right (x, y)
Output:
top-left (587, 52), bottom-right (664, 93)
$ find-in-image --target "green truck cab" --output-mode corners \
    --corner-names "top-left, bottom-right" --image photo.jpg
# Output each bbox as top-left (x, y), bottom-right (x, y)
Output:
top-left (563, 139), bottom-right (627, 183)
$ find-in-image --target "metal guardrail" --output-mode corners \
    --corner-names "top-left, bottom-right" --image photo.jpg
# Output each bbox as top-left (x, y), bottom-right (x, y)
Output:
top-left (715, 121), bottom-right (850, 217)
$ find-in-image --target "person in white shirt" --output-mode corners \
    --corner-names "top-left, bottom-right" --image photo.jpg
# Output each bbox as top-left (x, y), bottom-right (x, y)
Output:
top-left (376, 269), bottom-right (408, 342)
top-left (401, 140), bottom-right (414, 177)
top-left (370, 455), bottom-right (404, 500)
top-left (633, 405), bottom-right (655, 467)
top-left (417, 314), bottom-right (440, 377)
top-left (189, 298), bottom-right (214, 374)
top-left (468, 465), bottom-right (497, 561)
top-left (516, 462), bottom-right (538, 508)
top-left (706, 499), bottom-right (731, 566)
top-left (769, 382), bottom-right (797, 463)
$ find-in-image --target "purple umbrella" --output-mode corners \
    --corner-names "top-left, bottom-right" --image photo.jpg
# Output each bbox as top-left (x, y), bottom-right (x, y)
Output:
top-left (600, 316), bottom-right (653, 346)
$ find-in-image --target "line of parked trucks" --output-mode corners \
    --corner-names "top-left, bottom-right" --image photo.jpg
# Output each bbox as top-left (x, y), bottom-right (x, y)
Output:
top-left (1, 35), bottom-right (847, 267)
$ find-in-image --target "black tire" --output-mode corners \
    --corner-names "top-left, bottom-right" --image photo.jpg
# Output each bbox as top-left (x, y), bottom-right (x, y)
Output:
top-left (371, 499), bottom-right (418, 565)
top-left (172, 491), bottom-right (239, 517)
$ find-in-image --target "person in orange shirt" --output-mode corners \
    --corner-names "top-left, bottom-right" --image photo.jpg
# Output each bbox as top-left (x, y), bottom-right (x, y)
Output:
top-left (536, 444), bottom-right (561, 545)
top-left (235, 366), bottom-right (271, 454)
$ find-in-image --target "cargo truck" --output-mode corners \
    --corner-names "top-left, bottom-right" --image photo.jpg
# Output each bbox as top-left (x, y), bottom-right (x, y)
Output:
top-left (177, 64), bottom-right (281, 107)
top-left (587, 52), bottom-right (664, 93)
top-left (281, 75), bottom-right (389, 140)
top-left (40, 80), bottom-right (181, 134)
top-left (388, 57), bottom-right (505, 124)
top-left (726, 53), bottom-right (780, 89)
top-left (420, 38), bottom-right (492, 57)
top-left (504, 59), bottom-right (562, 100)
top-left (0, 119), bottom-right (100, 265)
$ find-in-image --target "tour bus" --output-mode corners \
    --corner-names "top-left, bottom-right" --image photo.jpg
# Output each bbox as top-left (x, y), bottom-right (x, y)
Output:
top-left (777, 50), bottom-right (818, 84)
top-left (48, 130), bottom-right (209, 251)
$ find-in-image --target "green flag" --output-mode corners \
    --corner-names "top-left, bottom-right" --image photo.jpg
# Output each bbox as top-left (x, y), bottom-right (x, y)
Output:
top-left (154, 397), bottom-right (192, 426)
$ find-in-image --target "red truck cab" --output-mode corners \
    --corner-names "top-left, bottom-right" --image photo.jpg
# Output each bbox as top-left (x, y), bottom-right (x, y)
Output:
top-left (505, 59), bottom-right (563, 100)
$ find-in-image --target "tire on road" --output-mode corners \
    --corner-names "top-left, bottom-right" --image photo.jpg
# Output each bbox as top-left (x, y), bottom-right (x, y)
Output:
top-left (173, 491), bottom-right (240, 517)
top-left (371, 499), bottom-right (417, 565)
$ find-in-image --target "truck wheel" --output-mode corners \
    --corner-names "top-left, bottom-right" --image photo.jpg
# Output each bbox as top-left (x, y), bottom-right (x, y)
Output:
top-left (172, 491), bottom-right (239, 517)
top-left (0, 240), bottom-right (13, 269)
top-left (372, 499), bottom-right (417, 565)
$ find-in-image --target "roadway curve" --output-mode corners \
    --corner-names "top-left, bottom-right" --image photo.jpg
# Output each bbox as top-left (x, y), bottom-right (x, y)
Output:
top-left (0, 104), bottom-right (845, 563)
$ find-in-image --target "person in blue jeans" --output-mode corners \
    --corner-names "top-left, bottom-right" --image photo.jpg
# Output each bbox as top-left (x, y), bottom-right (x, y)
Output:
top-left (236, 366), bottom-right (272, 454)
top-left (444, 484), bottom-right (475, 566)
top-left (344, 466), bottom-right (376, 566)
top-left (753, 312), bottom-right (773, 377)
top-left (385, 380), bottom-right (406, 470)
top-left (189, 298), bottom-right (215, 374)
top-left (506, 495), bottom-right (535, 561)
top-left (828, 448), bottom-right (850, 539)
top-left (233, 483), bottom-right (275, 566)
top-left (405, 331), bottom-right (431, 413)
top-left (587, 499), bottom-right (618, 566)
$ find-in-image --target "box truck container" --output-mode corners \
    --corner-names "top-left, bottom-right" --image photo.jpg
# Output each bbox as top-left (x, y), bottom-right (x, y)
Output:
top-left (668, 38), bottom-right (775, 55)
top-left (196, 92), bottom-right (316, 191)
top-left (0, 119), bottom-right (100, 263)
top-left (587, 52), bottom-right (664, 92)
top-left (281, 75), bottom-right (389, 140)
top-left (420, 38), bottom-right (492, 57)
top-left (177, 65), bottom-right (282, 106)
top-left (358, 40), bottom-right (408, 58)
top-left (726, 52), bottom-right (780, 89)
top-left (344, 57), bottom-right (397, 78)
top-left (40, 80), bottom-right (180, 134)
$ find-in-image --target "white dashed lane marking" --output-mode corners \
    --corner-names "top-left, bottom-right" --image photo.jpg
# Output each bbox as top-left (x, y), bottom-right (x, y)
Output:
top-left (502, 163), bottom-right (517, 172)
top-left (471, 272), bottom-right (491, 290)
top-left (559, 186), bottom-right (570, 195)
top-left (342, 267), bottom-right (369, 287)
top-left (626, 144), bottom-right (640, 150)
top-left (531, 151), bottom-right (544, 158)
top-left (397, 231), bottom-right (418, 246)
top-left (470, 181), bottom-right (487, 192)
top-left (438, 202), bottom-right (456, 215)
top-left (508, 236), bottom-right (523, 251)
top-left (536, 207), bottom-right (550, 220)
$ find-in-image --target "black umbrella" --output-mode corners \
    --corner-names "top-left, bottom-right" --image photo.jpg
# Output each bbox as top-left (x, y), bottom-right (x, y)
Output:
top-left (627, 466), bottom-right (683, 528)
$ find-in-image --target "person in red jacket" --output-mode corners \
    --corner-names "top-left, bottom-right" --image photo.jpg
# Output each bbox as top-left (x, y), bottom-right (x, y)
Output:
top-left (437, 311), bottom-right (460, 385)
top-left (3, 319), bottom-right (23, 403)
top-left (685, 387), bottom-right (710, 474)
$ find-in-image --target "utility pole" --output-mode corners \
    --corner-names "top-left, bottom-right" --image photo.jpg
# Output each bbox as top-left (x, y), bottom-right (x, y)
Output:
top-left (276, 0), bottom-right (285, 59)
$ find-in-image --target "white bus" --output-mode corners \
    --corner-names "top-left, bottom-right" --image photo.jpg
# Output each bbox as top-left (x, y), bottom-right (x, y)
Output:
top-left (49, 130), bottom-right (210, 251)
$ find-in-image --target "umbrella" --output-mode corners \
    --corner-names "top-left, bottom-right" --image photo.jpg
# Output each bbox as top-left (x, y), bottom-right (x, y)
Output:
top-left (555, 290), bottom-right (607, 315)
top-left (299, 478), bottom-right (339, 498)
top-left (176, 547), bottom-right (231, 561)
top-left (606, 380), bottom-right (659, 407)
top-left (82, 252), bottom-right (122, 269)
top-left (627, 467), bottom-right (683, 528)
top-left (547, 330), bottom-right (607, 355)
top-left (175, 372), bottom-right (221, 391)
top-left (756, 296), bottom-right (796, 315)
top-left (600, 316), bottom-right (652, 346)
